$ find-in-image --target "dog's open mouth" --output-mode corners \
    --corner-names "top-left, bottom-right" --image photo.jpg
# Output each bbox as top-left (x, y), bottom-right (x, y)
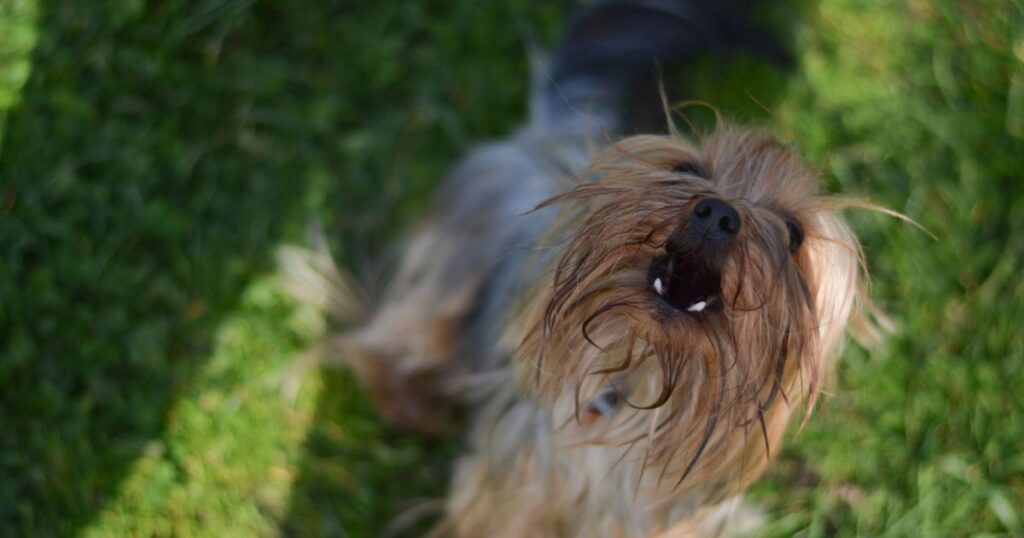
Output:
top-left (648, 253), bottom-right (721, 316)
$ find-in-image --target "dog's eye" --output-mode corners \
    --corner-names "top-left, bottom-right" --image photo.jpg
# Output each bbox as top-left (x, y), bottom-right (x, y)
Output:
top-left (785, 218), bottom-right (804, 252)
top-left (673, 162), bottom-right (707, 179)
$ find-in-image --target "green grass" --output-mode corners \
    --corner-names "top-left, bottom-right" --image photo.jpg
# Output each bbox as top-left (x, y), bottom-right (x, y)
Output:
top-left (0, 0), bottom-right (1021, 536)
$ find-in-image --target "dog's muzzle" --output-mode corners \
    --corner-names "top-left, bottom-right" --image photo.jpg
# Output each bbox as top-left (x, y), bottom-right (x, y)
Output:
top-left (649, 198), bottom-right (740, 316)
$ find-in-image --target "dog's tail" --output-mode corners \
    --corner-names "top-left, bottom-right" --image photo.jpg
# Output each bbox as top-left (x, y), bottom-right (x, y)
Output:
top-left (537, 0), bottom-right (787, 132)
top-left (276, 235), bottom-right (370, 404)
top-left (278, 240), bottom-right (366, 327)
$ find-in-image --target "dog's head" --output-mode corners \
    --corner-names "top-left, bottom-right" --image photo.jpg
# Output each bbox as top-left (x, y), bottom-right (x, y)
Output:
top-left (519, 125), bottom-right (870, 500)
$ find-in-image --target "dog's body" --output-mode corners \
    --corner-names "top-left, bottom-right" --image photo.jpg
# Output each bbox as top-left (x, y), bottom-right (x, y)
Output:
top-left (284, 2), bottom-right (875, 536)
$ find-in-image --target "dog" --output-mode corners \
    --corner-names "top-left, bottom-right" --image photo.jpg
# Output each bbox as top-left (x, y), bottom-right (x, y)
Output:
top-left (281, 1), bottom-right (884, 535)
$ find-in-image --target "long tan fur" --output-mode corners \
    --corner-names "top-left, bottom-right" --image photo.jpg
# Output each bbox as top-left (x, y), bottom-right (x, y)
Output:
top-left (421, 125), bottom-right (871, 536)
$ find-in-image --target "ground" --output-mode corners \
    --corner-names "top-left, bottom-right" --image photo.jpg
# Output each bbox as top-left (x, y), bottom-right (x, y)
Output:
top-left (0, 0), bottom-right (1021, 536)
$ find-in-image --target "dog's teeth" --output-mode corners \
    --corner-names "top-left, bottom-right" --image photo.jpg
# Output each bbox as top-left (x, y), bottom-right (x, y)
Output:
top-left (653, 278), bottom-right (665, 296)
top-left (687, 301), bottom-right (707, 313)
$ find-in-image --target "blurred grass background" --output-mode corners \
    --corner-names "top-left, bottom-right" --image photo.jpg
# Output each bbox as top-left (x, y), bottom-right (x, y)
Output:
top-left (0, 0), bottom-right (1021, 536)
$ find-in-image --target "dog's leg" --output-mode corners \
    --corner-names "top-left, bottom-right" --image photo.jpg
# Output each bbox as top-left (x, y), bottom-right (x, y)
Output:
top-left (279, 222), bottom-right (481, 433)
top-left (342, 222), bottom-right (492, 433)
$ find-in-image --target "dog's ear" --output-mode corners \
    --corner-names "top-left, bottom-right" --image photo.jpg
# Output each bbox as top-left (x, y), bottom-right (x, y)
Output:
top-left (806, 214), bottom-right (895, 358)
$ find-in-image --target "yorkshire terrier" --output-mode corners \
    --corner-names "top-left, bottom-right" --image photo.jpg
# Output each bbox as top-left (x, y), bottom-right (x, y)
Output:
top-left (282, 1), bottom-right (884, 536)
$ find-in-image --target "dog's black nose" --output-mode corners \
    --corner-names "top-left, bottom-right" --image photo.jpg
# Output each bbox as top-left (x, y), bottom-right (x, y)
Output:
top-left (690, 198), bottom-right (740, 241)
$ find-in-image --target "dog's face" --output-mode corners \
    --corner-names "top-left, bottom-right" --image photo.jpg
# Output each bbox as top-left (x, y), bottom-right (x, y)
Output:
top-left (519, 126), bottom-right (865, 500)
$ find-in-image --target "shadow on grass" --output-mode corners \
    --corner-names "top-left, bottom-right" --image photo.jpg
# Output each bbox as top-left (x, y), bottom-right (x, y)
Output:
top-left (280, 370), bottom-right (457, 537)
top-left (0, 0), bottom-right (351, 533)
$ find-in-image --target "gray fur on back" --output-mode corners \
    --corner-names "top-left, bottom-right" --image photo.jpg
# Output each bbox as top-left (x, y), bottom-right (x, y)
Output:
top-left (441, 116), bottom-right (608, 374)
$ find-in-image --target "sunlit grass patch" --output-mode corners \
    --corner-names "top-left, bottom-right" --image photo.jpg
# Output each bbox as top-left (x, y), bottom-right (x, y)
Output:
top-left (83, 277), bottom-right (320, 536)
top-left (0, 0), bottom-right (37, 144)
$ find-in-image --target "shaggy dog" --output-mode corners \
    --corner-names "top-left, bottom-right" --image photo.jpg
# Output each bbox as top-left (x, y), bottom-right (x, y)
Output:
top-left (282, 1), bottom-right (889, 535)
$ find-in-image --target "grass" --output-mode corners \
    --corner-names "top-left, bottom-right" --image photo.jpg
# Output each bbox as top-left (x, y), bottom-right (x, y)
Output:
top-left (0, 0), bottom-right (1021, 536)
